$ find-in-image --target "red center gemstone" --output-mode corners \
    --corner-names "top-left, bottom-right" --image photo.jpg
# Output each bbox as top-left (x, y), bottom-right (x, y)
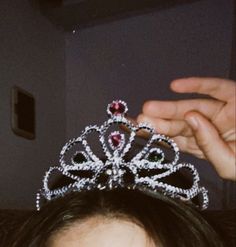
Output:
top-left (111, 134), bottom-right (122, 147)
top-left (109, 102), bottom-right (125, 115)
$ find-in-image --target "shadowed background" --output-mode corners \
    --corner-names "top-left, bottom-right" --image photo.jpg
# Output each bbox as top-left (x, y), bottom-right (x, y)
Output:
top-left (0, 0), bottom-right (235, 209)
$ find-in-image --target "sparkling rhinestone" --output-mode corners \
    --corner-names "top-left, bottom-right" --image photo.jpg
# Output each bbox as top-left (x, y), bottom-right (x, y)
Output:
top-left (106, 169), bottom-right (112, 175)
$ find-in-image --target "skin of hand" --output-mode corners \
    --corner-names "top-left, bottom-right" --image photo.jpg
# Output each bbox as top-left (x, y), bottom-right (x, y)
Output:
top-left (136, 77), bottom-right (236, 181)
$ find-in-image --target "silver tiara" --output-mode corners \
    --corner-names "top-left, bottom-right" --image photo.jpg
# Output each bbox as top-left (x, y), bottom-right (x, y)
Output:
top-left (36, 100), bottom-right (209, 210)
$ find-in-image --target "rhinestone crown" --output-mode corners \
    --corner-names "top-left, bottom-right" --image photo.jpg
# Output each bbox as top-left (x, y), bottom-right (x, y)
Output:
top-left (36, 100), bottom-right (208, 210)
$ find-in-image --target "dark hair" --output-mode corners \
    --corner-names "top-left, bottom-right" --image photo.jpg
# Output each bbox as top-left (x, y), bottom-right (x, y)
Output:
top-left (11, 189), bottom-right (229, 247)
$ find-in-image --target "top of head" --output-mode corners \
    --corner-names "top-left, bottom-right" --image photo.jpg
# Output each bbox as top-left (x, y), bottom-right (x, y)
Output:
top-left (36, 100), bottom-right (208, 211)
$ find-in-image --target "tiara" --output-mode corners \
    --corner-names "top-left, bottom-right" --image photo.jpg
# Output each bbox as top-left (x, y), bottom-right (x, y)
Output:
top-left (36, 100), bottom-right (209, 210)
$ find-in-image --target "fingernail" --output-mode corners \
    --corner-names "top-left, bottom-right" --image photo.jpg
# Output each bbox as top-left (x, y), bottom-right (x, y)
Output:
top-left (171, 80), bottom-right (180, 87)
top-left (136, 114), bottom-right (143, 123)
top-left (185, 116), bottom-right (198, 130)
top-left (137, 115), bottom-right (147, 124)
top-left (138, 115), bottom-right (152, 125)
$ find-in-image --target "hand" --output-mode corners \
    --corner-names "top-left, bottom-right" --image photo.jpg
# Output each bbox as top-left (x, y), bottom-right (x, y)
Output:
top-left (137, 77), bottom-right (236, 181)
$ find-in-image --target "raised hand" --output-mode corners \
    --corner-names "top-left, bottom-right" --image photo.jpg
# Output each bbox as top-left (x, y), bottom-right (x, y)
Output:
top-left (137, 77), bottom-right (236, 181)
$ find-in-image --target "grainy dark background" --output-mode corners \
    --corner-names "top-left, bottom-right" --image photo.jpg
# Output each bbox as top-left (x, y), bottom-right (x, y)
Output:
top-left (0, 0), bottom-right (235, 209)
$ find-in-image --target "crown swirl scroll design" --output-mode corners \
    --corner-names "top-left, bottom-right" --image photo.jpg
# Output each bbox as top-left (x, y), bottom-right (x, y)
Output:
top-left (37, 100), bottom-right (209, 211)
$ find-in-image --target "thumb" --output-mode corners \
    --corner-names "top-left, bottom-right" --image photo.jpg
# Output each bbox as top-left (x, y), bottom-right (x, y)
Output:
top-left (184, 112), bottom-right (236, 181)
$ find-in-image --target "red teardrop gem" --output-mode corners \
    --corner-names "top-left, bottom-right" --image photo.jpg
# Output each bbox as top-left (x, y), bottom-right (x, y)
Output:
top-left (109, 101), bottom-right (125, 115)
top-left (111, 133), bottom-right (122, 147)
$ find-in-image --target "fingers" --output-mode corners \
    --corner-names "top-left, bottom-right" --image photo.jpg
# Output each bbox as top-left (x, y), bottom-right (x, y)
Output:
top-left (172, 136), bottom-right (206, 159)
top-left (120, 117), bottom-right (152, 140)
top-left (171, 77), bottom-right (236, 102)
top-left (136, 114), bottom-right (207, 158)
top-left (185, 112), bottom-right (236, 181)
top-left (137, 114), bottom-right (192, 137)
top-left (142, 99), bottom-right (223, 120)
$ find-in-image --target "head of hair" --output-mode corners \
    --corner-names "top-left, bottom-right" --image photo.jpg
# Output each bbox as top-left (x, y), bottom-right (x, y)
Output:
top-left (11, 188), bottom-right (225, 247)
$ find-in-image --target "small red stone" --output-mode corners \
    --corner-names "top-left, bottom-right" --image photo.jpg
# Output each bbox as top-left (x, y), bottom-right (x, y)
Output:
top-left (109, 101), bottom-right (125, 115)
top-left (110, 133), bottom-right (122, 147)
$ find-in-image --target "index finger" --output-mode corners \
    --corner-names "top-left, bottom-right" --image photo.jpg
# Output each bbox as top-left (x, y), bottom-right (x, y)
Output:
top-left (171, 77), bottom-right (236, 102)
top-left (142, 99), bottom-right (223, 120)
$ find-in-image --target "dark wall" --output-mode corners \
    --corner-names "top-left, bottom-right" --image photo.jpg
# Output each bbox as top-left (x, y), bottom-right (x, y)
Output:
top-left (65, 0), bottom-right (234, 209)
top-left (0, 0), bottom-right (66, 209)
